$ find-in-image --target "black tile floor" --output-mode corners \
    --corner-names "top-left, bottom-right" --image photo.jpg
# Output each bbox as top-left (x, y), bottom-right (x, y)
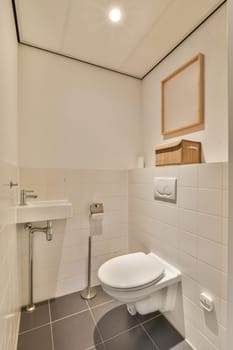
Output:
top-left (17, 285), bottom-right (193, 350)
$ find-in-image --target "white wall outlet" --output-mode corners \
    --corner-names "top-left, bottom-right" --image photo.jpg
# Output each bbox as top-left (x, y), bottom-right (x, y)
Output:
top-left (153, 177), bottom-right (177, 203)
top-left (200, 292), bottom-right (214, 312)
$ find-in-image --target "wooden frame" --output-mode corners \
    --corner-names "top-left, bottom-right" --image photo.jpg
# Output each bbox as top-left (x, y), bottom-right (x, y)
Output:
top-left (161, 53), bottom-right (204, 136)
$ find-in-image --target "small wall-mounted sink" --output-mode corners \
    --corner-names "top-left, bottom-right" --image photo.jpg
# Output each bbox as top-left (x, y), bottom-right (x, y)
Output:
top-left (16, 200), bottom-right (72, 223)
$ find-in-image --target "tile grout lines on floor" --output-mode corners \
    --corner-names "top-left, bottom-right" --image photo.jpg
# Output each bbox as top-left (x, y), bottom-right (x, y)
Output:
top-left (18, 297), bottom-right (115, 335)
top-left (18, 322), bottom-right (51, 335)
top-left (140, 322), bottom-right (160, 350)
top-left (17, 287), bottom-right (190, 350)
top-left (85, 298), bottom-right (106, 349)
top-left (51, 307), bottom-right (88, 324)
top-left (48, 300), bottom-right (55, 350)
top-left (86, 300), bottom-right (162, 349)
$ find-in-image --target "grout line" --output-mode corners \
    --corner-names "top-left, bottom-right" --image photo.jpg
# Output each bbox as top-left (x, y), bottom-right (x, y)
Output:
top-left (139, 323), bottom-right (159, 350)
top-left (89, 299), bottom-right (114, 310)
top-left (51, 308), bottom-right (89, 324)
top-left (19, 322), bottom-right (51, 335)
top-left (48, 301), bottom-right (55, 350)
top-left (14, 312), bottom-right (21, 350)
top-left (85, 346), bottom-right (105, 350)
top-left (26, 293), bottom-right (113, 328)
top-left (161, 314), bottom-right (185, 344)
top-left (102, 324), bottom-right (140, 344)
top-left (86, 300), bottom-right (105, 347)
top-left (138, 312), bottom-right (162, 326)
top-left (85, 343), bottom-right (105, 350)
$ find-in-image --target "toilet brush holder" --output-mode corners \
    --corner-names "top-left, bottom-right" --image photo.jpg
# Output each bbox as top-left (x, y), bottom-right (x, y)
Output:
top-left (80, 235), bottom-right (96, 300)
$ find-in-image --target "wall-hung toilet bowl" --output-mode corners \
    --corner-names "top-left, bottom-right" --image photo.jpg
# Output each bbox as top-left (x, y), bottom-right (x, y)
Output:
top-left (98, 252), bottom-right (181, 316)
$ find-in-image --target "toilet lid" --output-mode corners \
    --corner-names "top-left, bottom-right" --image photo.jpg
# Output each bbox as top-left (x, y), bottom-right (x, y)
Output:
top-left (98, 253), bottom-right (165, 289)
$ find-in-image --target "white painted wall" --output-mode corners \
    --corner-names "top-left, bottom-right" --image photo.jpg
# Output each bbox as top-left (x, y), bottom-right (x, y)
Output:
top-left (0, 0), bottom-right (18, 165)
top-left (18, 45), bottom-right (142, 169)
top-left (0, 1), bottom-right (20, 350)
top-left (142, 5), bottom-right (227, 166)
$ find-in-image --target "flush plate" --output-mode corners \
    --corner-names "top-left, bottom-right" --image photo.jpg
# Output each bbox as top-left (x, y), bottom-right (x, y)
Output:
top-left (16, 200), bottom-right (72, 223)
top-left (153, 177), bottom-right (177, 203)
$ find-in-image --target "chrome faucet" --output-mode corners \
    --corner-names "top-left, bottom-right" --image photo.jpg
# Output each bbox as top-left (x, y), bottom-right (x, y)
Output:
top-left (20, 189), bottom-right (38, 206)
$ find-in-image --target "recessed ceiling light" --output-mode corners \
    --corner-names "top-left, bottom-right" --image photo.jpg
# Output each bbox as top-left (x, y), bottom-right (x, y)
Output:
top-left (109, 8), bottom-right (122, 23)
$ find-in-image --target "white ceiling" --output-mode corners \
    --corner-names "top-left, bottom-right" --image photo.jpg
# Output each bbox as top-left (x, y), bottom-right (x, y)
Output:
top-left (15, 0), bottom-right (225, 78)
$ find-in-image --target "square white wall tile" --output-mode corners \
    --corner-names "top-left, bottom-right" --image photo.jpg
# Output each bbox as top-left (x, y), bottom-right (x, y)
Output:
top-left (197, 261), bottom-right (222, 297)
top-left (20, 168), bottom-right (46, 185)
top-left (180, 187), bottom-right (197, 210)
top-left (181, 275), bottom-right (200, 305)
top-left (179, 164), bottom-right (198, 188)
top-left (197, 163), bottom-right (222, 189)
top-left (196, 213), bottom-right (222, 243)
top-left (197, 237), bottom-right (222, 270)
top-left (222, 190), bottom-right (228, 218)
top-left (179, 251), bottom-right (197, 281)
top-left (222, 218), bottom-right (228, 246)
top-left (197, 189), bottom-right (222, 216)
top-left (179, 231), bottom-right (197, 257)
top-left (222, 162), bottom-right (228, 189)
top-left (179, 209), bottom-right (197, 234)
top-left (185, 320), bottom-right (219, 350)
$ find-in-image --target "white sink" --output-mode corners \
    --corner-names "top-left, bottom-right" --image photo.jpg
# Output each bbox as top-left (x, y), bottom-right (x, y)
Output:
top-left (16, 200), bottom-right (72, 224)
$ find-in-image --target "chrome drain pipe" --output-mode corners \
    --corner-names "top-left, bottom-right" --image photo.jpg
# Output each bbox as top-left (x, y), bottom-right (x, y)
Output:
top-left (24, 221), bottom-right (53, 312)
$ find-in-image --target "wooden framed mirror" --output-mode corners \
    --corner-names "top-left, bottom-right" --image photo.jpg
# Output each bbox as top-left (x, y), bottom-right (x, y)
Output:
top-left (161, 53), bottom-right (204, 136)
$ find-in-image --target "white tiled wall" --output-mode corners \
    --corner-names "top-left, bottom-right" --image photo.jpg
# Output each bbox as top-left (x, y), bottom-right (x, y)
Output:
top-left (128, 162), bottom-right (228, 350)
top-left (0, 162), bottom-right (21, 350)
top-left (19, 168), bottom-right (128, 303)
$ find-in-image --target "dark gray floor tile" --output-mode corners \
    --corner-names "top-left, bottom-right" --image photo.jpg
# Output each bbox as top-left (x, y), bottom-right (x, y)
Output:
top-left (50, 291), bottom-right (88, 321)
top-left (87, 285), bottom-right (112, 308)
top-left (104, 326), bottom-right (156, 350)
top-left (52, 310), bottom-right (101, 350)
top-left (17, 325), bottom-right (52, 350)
top-left (135, 310), bottom-right (161, 324)
top-left (170, 341), bottom-right (193, 350)
top-left (92, 302), bottom-right (139, 341)
top-left (143, 315), bottom-right (184, 350)
top-left (19, 301), bottom-right (50, 332)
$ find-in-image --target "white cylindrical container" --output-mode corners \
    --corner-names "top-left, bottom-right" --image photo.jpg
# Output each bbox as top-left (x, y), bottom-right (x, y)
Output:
top-left (137, 156), bottom-right (144, 168)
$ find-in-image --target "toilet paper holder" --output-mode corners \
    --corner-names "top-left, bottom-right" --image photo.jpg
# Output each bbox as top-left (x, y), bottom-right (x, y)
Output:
top-left (90, 203), bottom-right (104, 215)
top-left (81, 203), bottom-right (104, 301)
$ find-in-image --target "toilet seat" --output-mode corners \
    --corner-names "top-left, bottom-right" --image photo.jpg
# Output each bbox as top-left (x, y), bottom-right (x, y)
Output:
top-left (98, 252), bottom-right (165, 290)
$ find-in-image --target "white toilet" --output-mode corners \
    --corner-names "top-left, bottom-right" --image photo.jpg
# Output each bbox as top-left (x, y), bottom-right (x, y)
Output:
top-left (98, 252), bottom-right (181, 316)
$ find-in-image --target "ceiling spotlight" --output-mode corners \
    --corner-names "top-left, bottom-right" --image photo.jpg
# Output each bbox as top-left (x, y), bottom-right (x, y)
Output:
top-left (109, 8), bottom-right (122, 22)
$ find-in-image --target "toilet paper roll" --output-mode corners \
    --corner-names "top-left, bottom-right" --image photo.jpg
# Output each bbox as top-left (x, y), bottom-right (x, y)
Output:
top-left (90, 213), bottom-right (103, 236)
